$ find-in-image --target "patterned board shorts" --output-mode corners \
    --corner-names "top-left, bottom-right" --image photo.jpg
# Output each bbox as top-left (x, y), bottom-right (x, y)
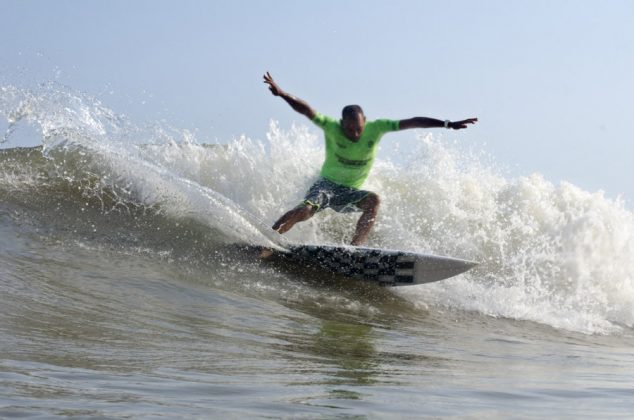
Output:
top-left (301, 178), bottom-right (370, 213)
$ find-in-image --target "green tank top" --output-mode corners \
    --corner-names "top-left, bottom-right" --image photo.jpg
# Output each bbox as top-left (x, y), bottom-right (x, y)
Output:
top-left (312, 113), bottom-right (399, 189)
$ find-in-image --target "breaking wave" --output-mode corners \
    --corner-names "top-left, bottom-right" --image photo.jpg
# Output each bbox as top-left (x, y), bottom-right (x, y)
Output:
top-left (1, 83), bottom-right (632, 334)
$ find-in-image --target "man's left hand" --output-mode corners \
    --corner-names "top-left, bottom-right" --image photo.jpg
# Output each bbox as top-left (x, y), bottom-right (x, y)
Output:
top-left (449, 118), bottom-right (478, 130)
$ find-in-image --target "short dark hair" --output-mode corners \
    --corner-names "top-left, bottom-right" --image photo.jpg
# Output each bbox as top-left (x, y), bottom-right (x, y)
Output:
top-left (341, 105), bottom-right (364, 119)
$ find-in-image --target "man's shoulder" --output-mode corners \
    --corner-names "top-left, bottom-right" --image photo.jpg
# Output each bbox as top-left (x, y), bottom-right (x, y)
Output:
top-left (366, 118), bottom-right (400, 132)
top-left (313, 113), bottom-right (340, 129)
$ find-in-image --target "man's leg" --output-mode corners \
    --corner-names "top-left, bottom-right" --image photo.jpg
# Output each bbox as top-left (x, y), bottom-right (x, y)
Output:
top-left (272, 204), bottom-right (315, 234)
top-left (350, 193), bottom-right (380, 246)
top-left (259, 204), bottom-right (315, 259)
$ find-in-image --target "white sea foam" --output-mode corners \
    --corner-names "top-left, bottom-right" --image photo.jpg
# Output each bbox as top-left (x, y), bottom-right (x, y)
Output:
top-left (380, 137), bottom-right (634, 335)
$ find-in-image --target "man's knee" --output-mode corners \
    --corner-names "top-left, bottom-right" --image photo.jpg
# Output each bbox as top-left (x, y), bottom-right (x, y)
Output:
top-left (288, 203), bottom-right (316, 224)
top-left (358, 192), bottom-right (380, 212)
top-left (298, 203), bottom-right (316, 220)
top-left (272, 204), bottom-right (315, 232)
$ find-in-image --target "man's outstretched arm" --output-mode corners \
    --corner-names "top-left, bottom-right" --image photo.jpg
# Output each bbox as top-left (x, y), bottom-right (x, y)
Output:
top-left (399, 117), bottom-right (478, 130)
top-left (263, 72), bottom-right (317, 120)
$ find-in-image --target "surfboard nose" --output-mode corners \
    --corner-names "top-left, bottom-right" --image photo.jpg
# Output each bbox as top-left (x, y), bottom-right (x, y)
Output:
top-left (413, 255), bottom-right (478, 284)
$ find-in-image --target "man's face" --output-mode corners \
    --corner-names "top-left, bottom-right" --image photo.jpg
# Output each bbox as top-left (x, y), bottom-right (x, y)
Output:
top-left (341, 113), bottom-right (366, 141)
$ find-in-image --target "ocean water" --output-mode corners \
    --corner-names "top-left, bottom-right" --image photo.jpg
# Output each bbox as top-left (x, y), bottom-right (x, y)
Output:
top-left (1, 84), bottom-right (633, 418)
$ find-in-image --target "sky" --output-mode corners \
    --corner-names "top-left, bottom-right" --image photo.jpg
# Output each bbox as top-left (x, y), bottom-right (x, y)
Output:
top-left (2, 0), bottom-right (633, 203)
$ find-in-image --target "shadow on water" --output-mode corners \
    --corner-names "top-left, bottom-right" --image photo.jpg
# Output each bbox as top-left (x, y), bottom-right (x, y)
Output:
top-left (216, 248), bottom-right (453, 396)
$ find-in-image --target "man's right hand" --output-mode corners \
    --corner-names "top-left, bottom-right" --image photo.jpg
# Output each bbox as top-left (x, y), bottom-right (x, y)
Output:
top-left (263, 72), bottom-right (283, 96)
top-left (262, 71), bottom-right (317, 120)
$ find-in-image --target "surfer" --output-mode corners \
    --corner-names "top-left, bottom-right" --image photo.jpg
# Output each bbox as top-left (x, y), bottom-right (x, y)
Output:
top-left (264, 72), bottom-right (477, 246)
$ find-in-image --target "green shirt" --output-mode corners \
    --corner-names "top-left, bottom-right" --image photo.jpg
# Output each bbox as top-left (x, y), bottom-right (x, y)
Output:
top-left (312, 113), bottom-right (399, 189)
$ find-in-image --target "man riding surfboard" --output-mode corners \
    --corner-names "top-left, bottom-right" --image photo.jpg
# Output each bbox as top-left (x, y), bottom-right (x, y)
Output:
top-left (264, 72), bottom-right (477, 246)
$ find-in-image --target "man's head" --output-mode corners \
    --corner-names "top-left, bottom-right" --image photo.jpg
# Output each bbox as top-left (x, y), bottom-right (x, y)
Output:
top-left (341, 105), bottom-right (366, 141)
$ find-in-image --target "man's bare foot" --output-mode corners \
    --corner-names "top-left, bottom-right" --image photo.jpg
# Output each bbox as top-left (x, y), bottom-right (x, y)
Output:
top-left (259, 247), bottom-right (274, 259)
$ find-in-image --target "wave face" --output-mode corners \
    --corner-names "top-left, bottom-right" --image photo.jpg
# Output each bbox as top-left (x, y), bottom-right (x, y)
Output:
top-left (1, 83), bottom-right (633, 335)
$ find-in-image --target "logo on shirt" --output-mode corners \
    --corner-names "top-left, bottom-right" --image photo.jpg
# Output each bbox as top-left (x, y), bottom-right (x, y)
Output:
top-left (335, 154), bottom-right (370, 167)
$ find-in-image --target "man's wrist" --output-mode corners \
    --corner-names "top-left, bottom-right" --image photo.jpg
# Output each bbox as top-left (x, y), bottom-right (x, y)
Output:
top-left (444, 120), bottom-right (450, 129)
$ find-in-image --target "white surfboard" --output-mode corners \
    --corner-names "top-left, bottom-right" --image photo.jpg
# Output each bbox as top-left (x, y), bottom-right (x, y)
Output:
top-left (225, 205), bottom-right (476, 286)
top-left (273, 243), bottom-right (477, 287)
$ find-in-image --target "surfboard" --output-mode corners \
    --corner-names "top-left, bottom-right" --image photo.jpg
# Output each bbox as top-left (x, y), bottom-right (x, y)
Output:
top-left (271, 243), bottom-right (477, 287)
